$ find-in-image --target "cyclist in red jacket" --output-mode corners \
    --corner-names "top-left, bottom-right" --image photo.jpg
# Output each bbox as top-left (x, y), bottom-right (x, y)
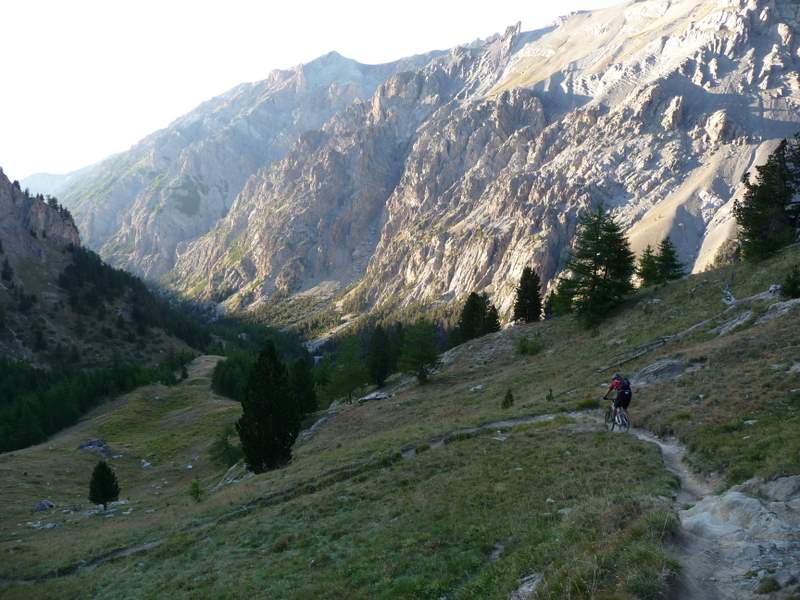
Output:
top-left (603, 373), bottom-right (632, 418)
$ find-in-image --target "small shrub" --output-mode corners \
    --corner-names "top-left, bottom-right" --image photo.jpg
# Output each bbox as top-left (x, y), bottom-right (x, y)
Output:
top-left (209, 424), bottom-right (244, 467)
top-left (516, 335), bottom-right (543, 356)
top-left (576, 398), bottom-right (600, 410)
top-left (781, 265), bottom-right (800, 299)
top-left (501, 388), bottom-right (514, 409)
top-left (756, 576), bottom-right (780, 594)
top-left (188, 479), bottom-right (204, 503)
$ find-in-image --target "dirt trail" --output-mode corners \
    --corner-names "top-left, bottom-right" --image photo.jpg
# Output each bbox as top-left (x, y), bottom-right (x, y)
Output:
top-left (628, 428), bottom-right (723, 600)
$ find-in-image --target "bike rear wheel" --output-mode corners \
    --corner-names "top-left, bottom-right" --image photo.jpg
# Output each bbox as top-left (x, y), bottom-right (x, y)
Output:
top-left (618, 412), bottom-right (630, 432)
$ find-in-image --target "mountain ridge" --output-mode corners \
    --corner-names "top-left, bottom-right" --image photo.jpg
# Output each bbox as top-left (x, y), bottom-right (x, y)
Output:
top-left (26, 0), bottom-right (800, 323)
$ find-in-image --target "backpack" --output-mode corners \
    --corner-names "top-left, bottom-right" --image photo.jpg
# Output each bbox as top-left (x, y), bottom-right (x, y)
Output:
top-left (620, 378), bottom-right (631, 393)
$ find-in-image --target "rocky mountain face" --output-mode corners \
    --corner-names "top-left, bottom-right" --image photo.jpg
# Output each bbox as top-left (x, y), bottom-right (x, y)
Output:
top-left (0, 168), bottom-right (194, 367)
top-left (41, 0), bottom-right (800, 321)
top-left (38, 51), bottom-right (439, 280)
top-left (0, 168), bottom-right (81, 362)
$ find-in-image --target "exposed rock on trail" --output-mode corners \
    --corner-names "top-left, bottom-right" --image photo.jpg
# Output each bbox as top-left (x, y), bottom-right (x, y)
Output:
top-left (680, 477), bottom-right (800, 599)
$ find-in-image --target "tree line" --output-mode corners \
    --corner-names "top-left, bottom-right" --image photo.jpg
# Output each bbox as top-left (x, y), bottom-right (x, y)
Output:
top-left (733, 134), bottom-right (800, 261)
top-left (0, 352), bottom-right (193, 452)
top-left (58, 246), bottom-right (210, 349)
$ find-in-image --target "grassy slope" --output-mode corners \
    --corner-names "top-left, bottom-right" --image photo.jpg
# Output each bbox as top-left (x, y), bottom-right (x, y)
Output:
top-left (1, 246), bottom-right (799, 599)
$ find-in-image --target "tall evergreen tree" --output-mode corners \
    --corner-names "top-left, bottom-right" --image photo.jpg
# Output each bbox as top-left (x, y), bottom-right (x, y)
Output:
top-left (484, 304), bottom-right (501, 334)
top-left (367, 325), bottom-right (391, 387)
top-left (456, 292), bottom-right (501, 343)
top-left (457, 292), bottom-right (488, 343)
top-left (512, 266), bottom-right (543, 323)
top-left (1, 258), bottom-right (13, 282)
top-left (329, 336), bottom-right (368, 402)
top-left (399, 320), bottom-right (439, 383)
top-left (566, 205), bottom-right (635, 326)
top-left (89, 460), bottom-right (120, 509)
top-left (387, 322), bottom-right (405, 373)
top-left (236, 341), bottom-right (300, 473)
top-left (637, 245), bottom-right (659, 287)
top-left (733, 138), bottom-right (799, 261)
top-left (289, 357), bottom-right (317, 416)
top-left (655, 237), bottom-right (684, 282)
top-left (549, 277), bottom-right (576, 316)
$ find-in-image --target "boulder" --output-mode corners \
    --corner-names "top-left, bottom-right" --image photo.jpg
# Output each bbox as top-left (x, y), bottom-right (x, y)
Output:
top-left (77, 438), bottom-right (112, 457)
top-left (711, 310), bottom-right (752, 336)
top-left (630, 358), bottom-right (684, 385)
top-left (509, 574), bottom-right (541, 600)
top-left (34, 499), bottom-right (55, 512)
top-left (358, 391), bottom-right (390, 403)
top-left (756, 298), bottom-right (800, 324)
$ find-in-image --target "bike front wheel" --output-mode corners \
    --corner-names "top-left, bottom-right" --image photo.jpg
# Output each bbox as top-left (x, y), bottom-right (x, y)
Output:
top-left (605, 407), bottom-right (616, 432)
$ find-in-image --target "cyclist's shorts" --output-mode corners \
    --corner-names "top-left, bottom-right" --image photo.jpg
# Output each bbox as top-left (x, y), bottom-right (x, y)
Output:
top-left (614, 390), bottom-right (631, 410)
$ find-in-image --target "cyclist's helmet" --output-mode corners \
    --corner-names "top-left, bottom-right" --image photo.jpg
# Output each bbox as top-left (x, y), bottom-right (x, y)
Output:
top-left (612, 373), bottom-right (621, 380)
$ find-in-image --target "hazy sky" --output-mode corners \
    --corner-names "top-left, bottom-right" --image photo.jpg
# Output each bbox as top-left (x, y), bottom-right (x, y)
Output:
top-left (0, 0), bottom-right (622, 180)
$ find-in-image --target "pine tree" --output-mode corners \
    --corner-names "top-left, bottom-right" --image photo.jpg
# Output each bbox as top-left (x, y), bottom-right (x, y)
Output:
top-left (456, 292), bottom-right (487, 343)
top-left (501, 388), bottom-right (514, 409)
top-left (782, 265), bottom-right (800, 299)
top-left (329, 336), bottom-right (368, 402)
top-left (512, 266), bottom-right (543, 323)
top-left (637, 245), bottom-right (659, 287)
top-left (456, 292), bottom-right (500, 343)
top-left (289, 357), bottom-right (317, 415)
top-left (367, 325), bottom-right (391, 387)
top-left (236, 341), bottom-right (300, 473)
top-left (549, 277), bottom-right (576, 316)
top-left (1, 258), bottom-right (13, 282)
top-left (398, 320), bottom-right (439, 383)
top-left (734, 139), bottom-right (799, 261)
top-left (484, 304), bottom-right (501, 334)
top-left (89, 460), bottom-right (120, 509)
top-left (566, 205), bottom-right (635, 326)
top-left (655, 237), bottom-right (684, 282)
top-left (387, 322), bottom-right (405, 373)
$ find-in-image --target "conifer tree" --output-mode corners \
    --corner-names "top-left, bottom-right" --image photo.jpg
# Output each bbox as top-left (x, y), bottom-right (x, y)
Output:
top-left (387, 322), bottom-right (405, 373)
top-left (367, 325), bottom-right (391, 387)
top-left (456, 292), bottom-right (500, 343)
top-left (1, 258), bottom-right (13, 282)
top-left (734, 138), bottom-right (799, 261)
top-left (655, 237), bottom-right (684, 282)
top-left (501, 388), bottom-right (514, 409)
top-left (457, 292), bottom-right (488, 343)
top-left (549, 277), bottom-right (576, 316)
top-left (566, 205), bottom-right (635, 326)
top-left (398, 320), bottom-right (439, 383)
top-left (512, 266), bottom-right (542, 323)
top-left (329, 335), bottom-right (368, 402)
top-left (236, 341), bottom-right (300, 473)
top-left (782, 265), bottom-right (800, 299)
top-left (89, 460), bottom-right (120, 509)
top-left (484, 304), bottom-right (501, 334)
top-left (289, 357), bottom-right (317, 416)
top-left (637, 245), bottom-right (659, 287)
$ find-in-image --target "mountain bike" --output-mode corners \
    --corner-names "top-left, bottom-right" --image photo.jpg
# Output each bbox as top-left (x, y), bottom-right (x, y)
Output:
top-left (604, 400), bottom-right (630, 432)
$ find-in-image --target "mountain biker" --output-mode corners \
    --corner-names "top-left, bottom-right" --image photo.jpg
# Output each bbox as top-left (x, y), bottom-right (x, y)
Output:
top-left (603, 373), bottom-right (632, 419)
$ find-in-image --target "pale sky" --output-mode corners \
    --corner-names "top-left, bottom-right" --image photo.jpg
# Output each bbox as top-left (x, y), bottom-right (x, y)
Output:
top-left (0, 0), bottom-right (622, 180)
